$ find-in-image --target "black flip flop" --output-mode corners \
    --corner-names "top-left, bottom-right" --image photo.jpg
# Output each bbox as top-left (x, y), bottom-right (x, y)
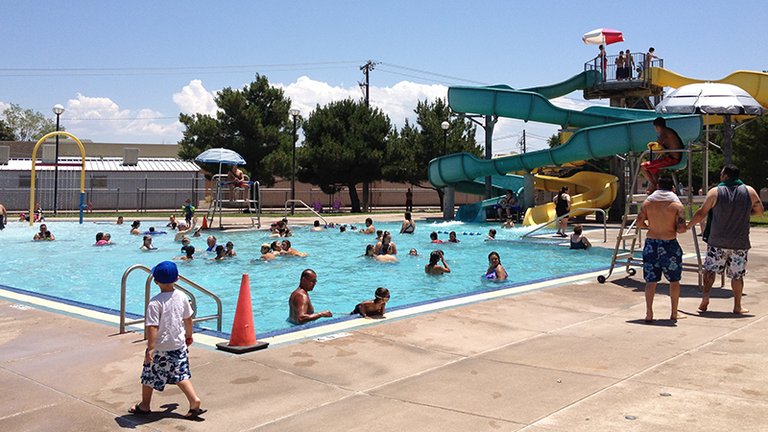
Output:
top-left (185, 408), bottom-right (208, 419)
top-left (129, 404), bottom-right (151, 415)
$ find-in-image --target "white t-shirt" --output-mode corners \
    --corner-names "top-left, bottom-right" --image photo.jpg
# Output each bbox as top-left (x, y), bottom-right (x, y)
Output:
top-left (145, 289), bottom-right (194, 352)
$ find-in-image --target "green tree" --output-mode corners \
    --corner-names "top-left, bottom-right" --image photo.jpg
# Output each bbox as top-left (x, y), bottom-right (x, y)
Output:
top-left (547, 133), bottom-right (561, 148)
top-left (177, 74), bottom-right (294, 186)
top-left (731, 116), bottom-right (768, 190)
top-left (298, 99), bottom-right (391, 213)
top-left (2, 103), bottom-right (59, 141)
top-left (383, 98), bottom-right (480, 207)
top-left (0, 119), bottom-right (15, 141)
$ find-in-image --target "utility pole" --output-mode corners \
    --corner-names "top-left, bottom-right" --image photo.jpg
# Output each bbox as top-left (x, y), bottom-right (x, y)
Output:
top-left (358, 60), bottom-right (379, 212)
top-left (521, 129), bottom-right (526, 153)
top-left (359, 60), bottom-right (378, 107)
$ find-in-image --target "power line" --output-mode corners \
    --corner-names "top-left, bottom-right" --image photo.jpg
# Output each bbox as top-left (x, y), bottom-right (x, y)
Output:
top-left (379, 62), bottom-right (487, 85)
top-left (0, 60), bottom-right (366, 72)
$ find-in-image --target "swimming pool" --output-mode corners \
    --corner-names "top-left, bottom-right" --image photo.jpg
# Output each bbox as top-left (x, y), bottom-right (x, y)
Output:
top-left (0, 219), bottom-right (613, 336)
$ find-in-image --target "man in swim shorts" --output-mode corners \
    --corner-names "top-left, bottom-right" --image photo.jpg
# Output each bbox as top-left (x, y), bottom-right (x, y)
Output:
top-left (640, 117), bottom-right (683, 193)
top-left (637, 176), bottom-right (687, 322)
top-left (687, 164), bottom-right (763, 314)
top-left (288, 269), bottom-right (332, 324)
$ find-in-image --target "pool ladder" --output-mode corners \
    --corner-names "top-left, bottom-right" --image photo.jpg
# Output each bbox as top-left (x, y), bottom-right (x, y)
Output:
top-left (119, 264), bottom-right (223, 337)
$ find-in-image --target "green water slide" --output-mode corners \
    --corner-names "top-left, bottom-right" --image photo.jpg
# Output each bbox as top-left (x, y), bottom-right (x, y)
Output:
top-left (429, 83), bottom-right (703, 191)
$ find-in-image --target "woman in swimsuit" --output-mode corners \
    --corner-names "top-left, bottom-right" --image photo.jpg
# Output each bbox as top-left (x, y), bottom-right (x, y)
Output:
top-left (425, 250), bottom-right (450, 275)
top-left (130, 220), bottom-right (142, 235)
top-left (554, 187), bottom-right (571, 237)
top-left (483, 251), bottom-right (507, 281)
top-left (400, 212), bottom-right (416, 234)
top-left (569, 224), bottom-right (592, 250)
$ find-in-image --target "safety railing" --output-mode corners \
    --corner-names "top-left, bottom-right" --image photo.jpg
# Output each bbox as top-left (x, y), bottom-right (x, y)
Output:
top-left (283, 199), bottom-right (327, 225)
top-left (522, 207), bottom-right (607, 242)
top-left (119, 264), bottom-right (223, 337)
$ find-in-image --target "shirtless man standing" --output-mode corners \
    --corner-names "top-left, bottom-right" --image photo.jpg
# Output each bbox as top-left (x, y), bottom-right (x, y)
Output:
top-left (640, 117), bottom-right (683, 193)
top-left (637, 176), bottom-right (687, 322)
top-left (289, 269), bottom-right (332, 324)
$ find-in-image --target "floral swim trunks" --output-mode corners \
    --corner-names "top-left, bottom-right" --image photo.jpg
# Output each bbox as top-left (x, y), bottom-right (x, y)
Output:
top-left (141, 348), bottom-right (191, 391)
top-left (643, 238), bottom-right (683, 283)
top-left (703, 246), bottom-right (748, 280)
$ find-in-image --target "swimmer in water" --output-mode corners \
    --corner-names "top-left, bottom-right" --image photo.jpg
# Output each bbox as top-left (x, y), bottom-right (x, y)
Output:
top-left (130, 220), bottom-right (141, 235)
top-left (212, 245), bottom-right (227, 260)
top-left (483, 251), bottom-right (507, 281)
top-left (487, 229), bottom-right (497, 240)
top-left (270, 241), bottom-right (283, 255)
top-left (113, 216), bottom-right (124, 225)
top-left (375, 229), bottom-right (383, 241)
top-left (225, 241), bottom-right (236, 257)
top-left (448, 231), bottom-right (460, 243)
top-left (351, 287), bottom-right (390, 319)
top-left (430, 232), bottom-right (443, 243)
top-left (281, 240), bottom-right (307, 257)
top-left (141, 235), bottom-right (157, 251)
top-left (310, 220), bottom-right (324, 232)
top-left (361, 244), bottom-right (375, 258)
top-left (359, 217), bottom-right (375, 234)
top-left (259, 243), bottom-right (276, 260)
top-left (174, 245), bottom-right (195, 261)
top-left (425, 250), bottom-right (450, 275)
top-left (408, 248), bottom-right (418, 256)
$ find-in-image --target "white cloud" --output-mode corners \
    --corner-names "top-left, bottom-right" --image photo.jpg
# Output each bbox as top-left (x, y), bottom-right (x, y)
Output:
top-left (62, 94), bottom-right (183, 143)
top-left (172, 80), bottom-right (219, 117)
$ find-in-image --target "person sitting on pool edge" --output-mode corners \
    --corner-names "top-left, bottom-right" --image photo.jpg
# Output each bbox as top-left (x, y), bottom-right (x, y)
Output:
top-left (289, 269), bottom-right (332, 324)
top-left (430, 232), bottom-right (443, 243)
top-left (351, 287), bottom-right (390, 319)
top-left (425, 250), bottom-right (450, 275)
top-left (141, 235), bottom-right (158, 251)
top-left (259, 243), bottom-right (276, 260)
top-left (569, 224), bottom-right (592, 250)
top-left (483, 251), bottom-right (507, 281)
top-left (359, 217), bottom-right (375, 234)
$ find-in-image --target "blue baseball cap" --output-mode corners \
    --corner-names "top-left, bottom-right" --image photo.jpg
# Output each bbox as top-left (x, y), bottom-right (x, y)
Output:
top-left (152, 261), bottom-right (178, 284)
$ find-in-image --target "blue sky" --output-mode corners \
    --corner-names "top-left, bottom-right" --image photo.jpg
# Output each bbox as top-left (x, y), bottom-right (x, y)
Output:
top-left (2, 1), bottom-right (766, 153)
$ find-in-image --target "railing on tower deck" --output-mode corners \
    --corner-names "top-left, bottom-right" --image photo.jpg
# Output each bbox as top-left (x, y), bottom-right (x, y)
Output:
top-left (584, 52), bottom-right (663, 87)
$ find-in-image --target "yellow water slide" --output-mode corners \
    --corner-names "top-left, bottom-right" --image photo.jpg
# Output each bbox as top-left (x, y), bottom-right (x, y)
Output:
top-left (651, 68), bottom-right (768, 124)
top-left (522, 171), bottom-right (618, 226)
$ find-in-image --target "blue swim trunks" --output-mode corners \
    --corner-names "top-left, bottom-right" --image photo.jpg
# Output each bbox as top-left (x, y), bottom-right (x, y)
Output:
top-left (643, 238), bottom-right (683, 283)
top-left (141, 348), bottom-right (191, 391)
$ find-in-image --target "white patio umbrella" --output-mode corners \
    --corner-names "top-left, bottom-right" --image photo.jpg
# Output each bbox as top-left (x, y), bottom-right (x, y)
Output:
top-left (195, 148), bottom-right (247, 228)
top-left (656, 82), bottom-right (764, 167)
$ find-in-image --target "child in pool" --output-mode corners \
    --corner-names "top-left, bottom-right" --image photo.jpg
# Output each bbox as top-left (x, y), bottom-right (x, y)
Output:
top-left (487, 229), bottom-right (497, 239)
top-left (351, 287), bottom-right (390, 319)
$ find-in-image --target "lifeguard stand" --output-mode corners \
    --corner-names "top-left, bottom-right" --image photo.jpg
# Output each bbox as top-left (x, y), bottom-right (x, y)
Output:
top-left (204, 174), bottom-right (261, 231)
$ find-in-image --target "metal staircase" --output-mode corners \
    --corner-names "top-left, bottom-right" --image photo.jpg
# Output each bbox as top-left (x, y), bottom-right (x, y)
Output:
top-left (205, 173), bottom-right (261, 230)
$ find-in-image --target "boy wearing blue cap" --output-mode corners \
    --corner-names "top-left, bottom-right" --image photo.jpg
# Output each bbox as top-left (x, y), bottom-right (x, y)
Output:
top-left (129, 261), bottom-right (206, 419)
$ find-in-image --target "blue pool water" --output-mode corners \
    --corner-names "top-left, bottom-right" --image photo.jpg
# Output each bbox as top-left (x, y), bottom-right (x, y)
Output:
top-left (0, 219), bottom-right (612, 335)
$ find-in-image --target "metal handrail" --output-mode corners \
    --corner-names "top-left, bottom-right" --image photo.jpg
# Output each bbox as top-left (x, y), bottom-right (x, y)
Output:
top-left (522, 207), bottom-right (607, 242)
top-left (119, 264), bottom-right (223, 336)
top-left (283, 199), bottom-right (327, 224)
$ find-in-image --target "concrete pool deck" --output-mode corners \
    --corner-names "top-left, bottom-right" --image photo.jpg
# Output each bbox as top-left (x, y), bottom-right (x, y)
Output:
top-left (2, 217), bottom-right (768, 431)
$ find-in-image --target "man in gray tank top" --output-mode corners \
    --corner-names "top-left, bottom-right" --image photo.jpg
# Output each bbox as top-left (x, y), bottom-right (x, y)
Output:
top-left (688, 165), bottom-right (764, 314)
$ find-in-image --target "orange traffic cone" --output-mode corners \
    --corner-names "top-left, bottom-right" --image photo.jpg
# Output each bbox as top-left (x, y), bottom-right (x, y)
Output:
top-left (201, 217), bottom-right (208, 230)
top-left (216, 274), bottom-right (269, 353)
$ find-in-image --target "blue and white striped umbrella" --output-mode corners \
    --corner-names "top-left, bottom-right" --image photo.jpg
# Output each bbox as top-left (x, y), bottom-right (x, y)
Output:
top-left (195, 148), bottom-right (246, 165)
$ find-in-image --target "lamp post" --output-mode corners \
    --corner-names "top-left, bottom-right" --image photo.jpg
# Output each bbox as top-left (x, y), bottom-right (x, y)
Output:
top-left (52, 104), bottom-right (65, 216)
top-left (441, 120), bottom-right (451, 155)
top-left (290, 108), bottom-right (300, 215)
